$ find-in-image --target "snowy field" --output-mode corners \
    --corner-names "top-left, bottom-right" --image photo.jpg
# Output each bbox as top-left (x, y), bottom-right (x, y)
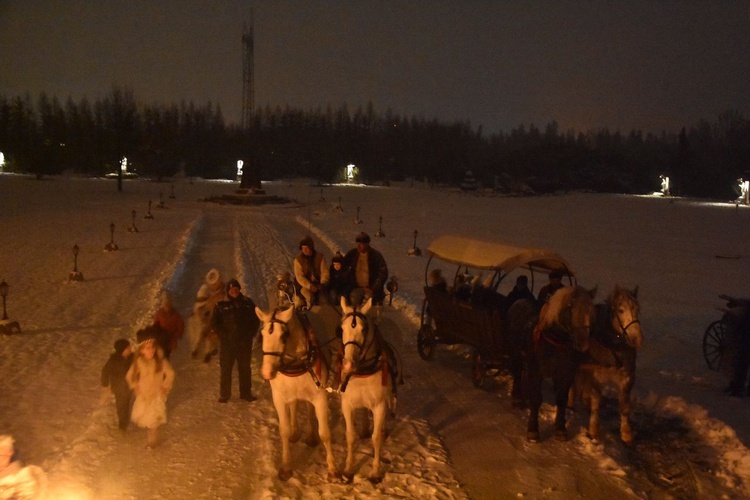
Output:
top-left (1, 174), bottom-right (750, 499)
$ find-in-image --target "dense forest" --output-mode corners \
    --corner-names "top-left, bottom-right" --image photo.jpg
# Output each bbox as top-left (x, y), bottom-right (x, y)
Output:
top-left (0, 87), bottom-right (748, 199)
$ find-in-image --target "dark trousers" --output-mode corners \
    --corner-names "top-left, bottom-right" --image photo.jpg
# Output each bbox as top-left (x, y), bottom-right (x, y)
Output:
top-left (220, 342), bottom-right (253, 399)
top-left (114, 388), bottom-right (132, 429)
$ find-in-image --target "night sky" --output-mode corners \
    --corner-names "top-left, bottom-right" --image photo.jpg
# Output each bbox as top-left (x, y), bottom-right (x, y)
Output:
top-left (1, 1), bottom-right (748, 135)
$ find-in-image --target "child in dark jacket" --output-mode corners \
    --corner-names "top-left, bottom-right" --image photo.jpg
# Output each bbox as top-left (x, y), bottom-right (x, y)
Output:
top-left (101, 338), bottom-right (134, 431)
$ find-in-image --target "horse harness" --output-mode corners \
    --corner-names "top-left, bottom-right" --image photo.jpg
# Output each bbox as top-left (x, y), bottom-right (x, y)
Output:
top-left (339, 310), bottom-right (392, 393)
top-left (591, 301), bottom-right (640, 368)
top-left (261, 309), bottom-right (324, 387)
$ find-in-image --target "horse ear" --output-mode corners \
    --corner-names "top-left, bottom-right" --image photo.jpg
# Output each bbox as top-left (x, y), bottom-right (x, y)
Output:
top-left (361, 297), bottom-right (373, 315)
top-left (255, 306), bottom-right (269, 322)
top-left (278, 306), bottom-right (294, 322)
top-left (340, 295), bottom-right (351, 313)
top-left (588, 286), bottom-right (597, 300)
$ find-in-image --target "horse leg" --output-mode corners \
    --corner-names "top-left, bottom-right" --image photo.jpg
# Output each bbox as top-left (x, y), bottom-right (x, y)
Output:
top-left (619, 383), bottom-right (634, 445)
top-left (369, 402), bottom-right (387, 484)
top-left (312, 393), bottom-right (340, 481)
top-left (288, 399), bottom-right (301, 443)
top-left (273, 396), bottom-right (293, 481)
top-left (341, 397), bottom-right (357, 482)
top-left (588, 389), bottom-right (601, 441)
top-left (526, 359), bottom-right (542, 442)
top-left (305, 402), bottom-right (321, 447)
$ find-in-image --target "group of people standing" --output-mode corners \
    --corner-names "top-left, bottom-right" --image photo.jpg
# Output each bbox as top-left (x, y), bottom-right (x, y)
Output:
top-left (99, 231), bottom-right (390, 448)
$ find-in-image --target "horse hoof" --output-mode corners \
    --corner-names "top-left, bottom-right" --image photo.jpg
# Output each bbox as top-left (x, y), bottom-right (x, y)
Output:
top-left (343, 472), bottom-right (354, 484)
top-left (368, 475), bottom-right (383, 485)
top-left (278, 469), bottom-right (293, 481)
top-left (327, 471), bottom-right (342, 482)
top-left (554, 429), bottom-right (568, 441)
top-left (526, 431), bottom-right (540, 443)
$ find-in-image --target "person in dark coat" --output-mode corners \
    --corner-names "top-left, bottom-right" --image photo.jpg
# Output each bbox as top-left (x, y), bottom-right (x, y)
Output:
top-left (726, 302), bottom-right (750, 396)
top-left (328, 251), bottom-right (352, 305)
top-left (537, 270), bottom-right (564, 305)
top-left (101, 338), bottom-right (134, 431)
top-left (343, 232), bottom-right (389, 306)
top-left (211, 279), bottom-right (260, 403)
top-left (505, 275), bottom-right (536, 312)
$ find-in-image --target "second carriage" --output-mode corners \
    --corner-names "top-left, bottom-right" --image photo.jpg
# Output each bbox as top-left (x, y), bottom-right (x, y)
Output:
top-left (417, 235), bottom-right (576, 387)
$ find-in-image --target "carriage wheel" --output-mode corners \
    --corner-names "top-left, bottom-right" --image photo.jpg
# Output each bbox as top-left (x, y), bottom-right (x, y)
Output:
top-left (472, 350), bottom-right (486, 388)
top-left (417, 325), bottom-right (436, 361)
top-left (703, 320), bottom-right (729, 372)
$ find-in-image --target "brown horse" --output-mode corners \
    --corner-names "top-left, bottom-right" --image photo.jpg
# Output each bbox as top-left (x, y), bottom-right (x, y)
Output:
top-left (510, 285), bottom-right (597, 442)
top-left (570, 285), bottom-right (642, 444)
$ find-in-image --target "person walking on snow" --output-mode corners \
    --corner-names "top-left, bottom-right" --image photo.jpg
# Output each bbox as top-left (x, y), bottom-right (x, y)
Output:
top-left (293, 236), bottom-right (329, 309)
top-left (211, 279), bottom-right (260, 403)
top-left (153, 291), bottom-right (184, 359)
top-left (100, 338), bottom-right (134, 431)
top-left (126, 337), bottom-right (175, 448)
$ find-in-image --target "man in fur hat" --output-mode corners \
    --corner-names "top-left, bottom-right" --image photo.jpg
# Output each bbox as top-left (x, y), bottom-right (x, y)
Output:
top-left (343, 232), bottom-right (389, 306)
top-left (293, 236), bottom-right (329, 310)
top-left (211, 279), bottom-right (260, 403)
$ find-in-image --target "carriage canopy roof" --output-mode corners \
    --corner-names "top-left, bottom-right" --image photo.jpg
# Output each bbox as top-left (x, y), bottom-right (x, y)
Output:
top-left (426, 235), bottom-right (575, 276)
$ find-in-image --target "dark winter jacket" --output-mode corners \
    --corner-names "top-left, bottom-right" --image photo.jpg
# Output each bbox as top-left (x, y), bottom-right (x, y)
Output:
top-left (101, 352), bottom-right (134, 395)
top-left (329, 263), bottom-right (353, 299)
top-left (211, 293), bottom-right (259, 346)
top-left (343, 246), bottom-right (389, 304)
top-left (505, 286), bottom-right (536, 312)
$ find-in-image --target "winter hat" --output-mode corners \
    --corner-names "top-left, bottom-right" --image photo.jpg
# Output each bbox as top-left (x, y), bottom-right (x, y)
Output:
top-left (114, 338), bottom-right (131, 354)
top-left (332, 252), bottom-right (344, 264)
top-left (226, 279), bottom-right (241, 293)
top-left (206, 268), bottom-right (221, 286)
top-left (428, 268), bottom-right (445, 285)
top-left (355, 232), bottom-right (371, 243)
top-left (299, 236), bottom-right (315, 251)
top-left (196, 283), bottom-right (211, 301)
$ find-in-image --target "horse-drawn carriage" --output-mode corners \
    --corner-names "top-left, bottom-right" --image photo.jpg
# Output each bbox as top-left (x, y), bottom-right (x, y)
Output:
top-left (703, 294), bottom-right (750, 374)
top-left (417, 235), bottom-right (576, 387)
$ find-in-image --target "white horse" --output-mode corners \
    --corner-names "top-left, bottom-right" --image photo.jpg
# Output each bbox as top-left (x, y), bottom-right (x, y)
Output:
top-left (338, 296), bottom-right (397, 483)
top-left (255, 305), bottom-right (339, 481)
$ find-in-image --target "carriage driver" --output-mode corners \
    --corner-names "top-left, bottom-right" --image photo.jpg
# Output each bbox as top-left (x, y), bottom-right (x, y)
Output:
top-left (344, 232), bottom-right (389, 308)
top-left (294, 236), bottom-right (329, 310)
top-left (537, 270), bottom-right (564, 305)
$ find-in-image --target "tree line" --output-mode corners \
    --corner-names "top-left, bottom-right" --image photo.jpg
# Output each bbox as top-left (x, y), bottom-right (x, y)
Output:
top-left (1, 87), bottom-right (748, 199)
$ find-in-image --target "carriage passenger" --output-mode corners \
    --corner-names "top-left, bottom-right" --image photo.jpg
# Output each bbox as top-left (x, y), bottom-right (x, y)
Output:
top-left (726, 303), bottom-right (750, 397)
top-left (344, 232), bottom-right (389, 307)
top-left (537, 270), bottom-right (564, 305)
top-left (505, 275), bottom-right (536, 312)
top-left (327, 252), bottom-right (351, 305)
top-left (294, 236), bottom-right (329, 310)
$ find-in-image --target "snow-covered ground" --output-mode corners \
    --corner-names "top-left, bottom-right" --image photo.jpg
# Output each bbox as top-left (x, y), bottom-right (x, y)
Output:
top-left (1, 174), bottom-right (749, 499)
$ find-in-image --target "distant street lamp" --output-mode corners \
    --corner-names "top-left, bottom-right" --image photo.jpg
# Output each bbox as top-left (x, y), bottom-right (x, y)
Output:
top-left (69, 243), bottom-right (84, 281)
top-left (105, 222), bottom-right (119, 251)
top-left (0, 280), bottom-right (22, 334)
top-left (144, 200), bottom-right (154, 220)
top-left (319, 187), bottom-right (325, 202)
top-left (386, 276), bottom-right (399, 306)
top-left (169, 183), bottom-right (176, 199)
top-left (375, 216), bottom-right (385, 238)
top-left (128, 209), bottom-right (139, 233)
top-left (408, 230), bottom-right (422, 256)
top-left (354, 206), bottom-right (363, 224)
top-left (334, 196), bottom-right (343, 212)
top-left (158, 191), bottom-right (166, 209)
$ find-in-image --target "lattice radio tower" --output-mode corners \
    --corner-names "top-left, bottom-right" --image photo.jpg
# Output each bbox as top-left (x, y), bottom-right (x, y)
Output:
top-left (241, 15), bottom-right (254, 129)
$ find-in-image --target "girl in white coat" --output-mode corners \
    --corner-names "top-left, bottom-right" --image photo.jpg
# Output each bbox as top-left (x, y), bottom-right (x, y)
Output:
top-left (126, 338), bottom-right (175, 448)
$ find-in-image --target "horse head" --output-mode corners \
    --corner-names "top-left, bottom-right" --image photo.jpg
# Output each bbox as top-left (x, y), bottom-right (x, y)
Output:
top-left (538, 285), bottom-right (597, 351)
top-left (607, 285), bottom-right (642, 349)
top-left (256, 305), bottom-right (295, 380)
top-left (339, 296), bottom-right (373, 375)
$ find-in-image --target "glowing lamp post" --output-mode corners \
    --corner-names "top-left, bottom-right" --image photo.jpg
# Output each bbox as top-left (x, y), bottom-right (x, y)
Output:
top-left (128, 209), bottom-right (139, 233)
top-left (0, 280), bottom-right (22, 334)
top-left (69, 243), bottom-right (84, 281)
top-left (105, 222), bottom-right (119, 251)
top-left (375, 216), bottom-right (385, 238)
top-left (408, 230), bottom-right (422, 256)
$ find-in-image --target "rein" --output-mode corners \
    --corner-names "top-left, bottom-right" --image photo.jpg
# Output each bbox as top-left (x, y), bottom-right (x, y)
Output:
top-left (261, 309), bottom-right (323, 386)
top-left (339, 309), bottom-right (385, 392)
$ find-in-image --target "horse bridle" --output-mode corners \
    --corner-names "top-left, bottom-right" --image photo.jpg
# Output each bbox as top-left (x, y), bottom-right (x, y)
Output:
top-left (611, 298), bottom-right (640, 344)
top-left (261, 309), bottom-right (290, 359)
